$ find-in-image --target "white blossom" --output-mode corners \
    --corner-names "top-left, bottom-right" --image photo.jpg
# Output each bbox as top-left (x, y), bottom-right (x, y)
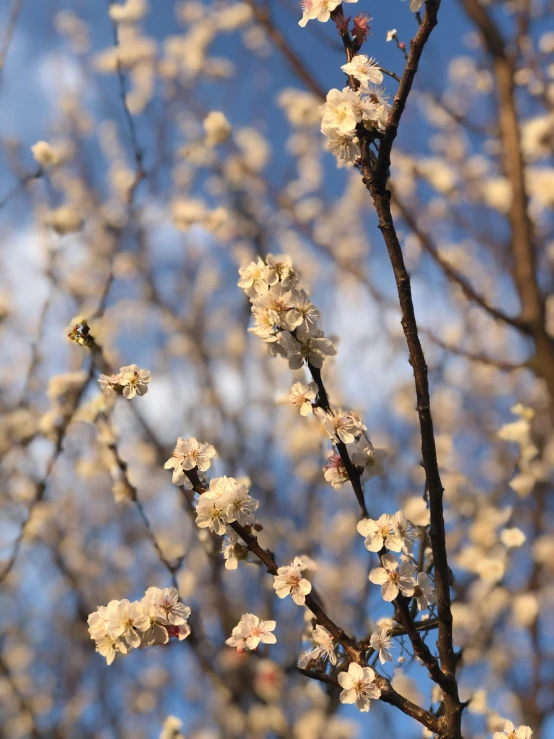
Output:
top-left (500, 527), bottom-right (526, 548)
top-left (493, 721), bottom-right (533, 739)
top-left (341, 55), bottom-right (383, 86)
top-left (387, 511), bottom-right (415, 553)
top-left (316, 408), bottom-right (366, 444)
top-left (370, 628), bottom-right (393, 664)
top-left (222, 528), bottom-right (248, 569)
top-left (309, 624), bottom-right (337, 664)
top-left (321, 87), bottom-right (373, 135)
top-left (31, 140), bottom-right (63, 167)
top-left (298, 0), bottom-right (357, 27)
top-left (142, 587), bottom-right (191, 626)
top-left (238, 257), bottom-right (276, 297)
top-left (325, 128), bottom-right (360, 166)
top-left (279, 325), bottom-right (336, 369)
top-left (273, 556), bottom-right (312, 605)
top-left (203, 111), bottom-right (232, 146)
top-left (195, 476), bottom-right (257, 534)
top-left (226, 613), bottom-right (277, 651)
top-left (369, 553), bottom-right (416, 601)
top-left (324, 450), bottom-right (349, 489)
top-left (106, 598), bottom-right (150, 648)
top-left (414, 572), bottom-right (436, 611)
top-left (88, 588), bottom-right (191, 664)
top-left (337, 662), bottom-right (381, 712)
top-left (288, 382), bottom-right (317, 415)
top-left (357, 514), bottom-right (394, 552)
top-left (117, 364), bottom-right (151, 399)
top-left (164, 437), bottom-right (217, 484)
top-left (225, 480), bottom-right (258, 526)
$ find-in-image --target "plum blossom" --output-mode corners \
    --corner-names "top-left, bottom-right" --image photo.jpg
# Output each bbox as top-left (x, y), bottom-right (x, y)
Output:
top-left (298, 0), bottom-right (358, 27)
top-left (338, 662), bottom-right (381, 712)
top-left (414, 572), bottom-right (436, 611)
top-left (309, 625), bottom-right (337, 665)
top-left (341, 55), bottom-right (383, 86)
top-left (387, 512), bottom-right (415, 553)
top-left (316, 408), bottom-right (366, 444)
top-left (118, 364), bottom-right (151, 399)
top-left (288, 382), bottom-right (317, 416)
top-left (98, 364), bottom-right (151, 399)
top-left (195, 489), bottom-right (231, 535)
top-left (226, 613), bottom-right (277, 652)
top-left (226, 480), bottom-right (259, 526)
top-left (324, 450), bottom-right (349, 489)
top-left (369, 553), bottom-right (416, 601)
top-left (493, 721), bottom-right (533, 739)
top-left (143, 587), bottom-right (191, 627)
top-left (195, 476), bottom-right (257, 534)
top-left (279, 325), bottom-right (337, 369)
top-left (222, 529), bottom-right (248, 570)
top-left (273, 557), bottom-right (312, 605)
top-left (325, 128), bottom-right (361, 165)
top-left (357, 514), bottom-right (394, 552)
top-left (88, 588), bottom-right (191, 664)
top-left (164, 437), bottom-right (217, 484)
top-left (321, 87), bottom-right (376, 135)
top-left (106, 599), bottom-right (150, 648)
top-left (370, 628), bottom-right (393, 664)
top-left (238, 257), bottom-right (275, 297)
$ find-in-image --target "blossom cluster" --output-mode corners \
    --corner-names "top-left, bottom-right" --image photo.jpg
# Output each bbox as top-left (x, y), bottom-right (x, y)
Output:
top-left (164, 437), bottom-right (217, 484)
top-left (321, 80), bottom-right (391, 166)
top-left (226, 613), bottom-right (277, 652)
top-left (357, 511), bottom-right (414, 553)
top-left (195, 476), bottom-right (258, 535)
top-left (323, 435), bottom-right (386, 490)
top-left (238, 254), bottom-right (337, 369)
top-left (88, 587), bottom-right (191, 664)
top-left (98, 364), bottom-right (151, 399)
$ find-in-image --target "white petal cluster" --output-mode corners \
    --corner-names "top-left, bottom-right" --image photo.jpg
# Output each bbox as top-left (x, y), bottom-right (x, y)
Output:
top-left (298, 0), bottom-right (358, 27)
top-left (340, 55), bottom-right (383, 86)
top-left (370, 628), bottom-right (393, 664)
top-left (273, 556), bottom-right (312, 605)
top-left (225, 613), bottom-right (277, 652)
top-left (288, 381), bottom-right (317, 416)
top-left (305, 624), bottom-right (337, 665)
top-left (88, 587), bottom-right (191, 664)
top-left (324, 439), bottom-right (386, 490)
top-left (337, 662), bottom-right (381, 712)
top-left (321, 84), bottom-right (391, 166)
top-left (498, 404), bottom-right (539, 498)
top-left (414, 572), bottom-right (437, 611)
top-left (316, 407), bottom-right (366, 443)
top-left (222, 529), bottom-right (249, 569)
top-left (164, 437), bottom-right (217, 484)
top-left (369, 553), bottom-right (417, 602)
top-left (98, 364), bottom-right (151, 399)
top-left (493, 721), bottom-right (533, 739)
top-left (239, 255), bottom-right (336, 369)
top-left (203, 110), bottom-right (232, 146)
top-left (357, 511), bottom-right (414, 553)
top-left (195, 476), bottom-right (258, 535)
